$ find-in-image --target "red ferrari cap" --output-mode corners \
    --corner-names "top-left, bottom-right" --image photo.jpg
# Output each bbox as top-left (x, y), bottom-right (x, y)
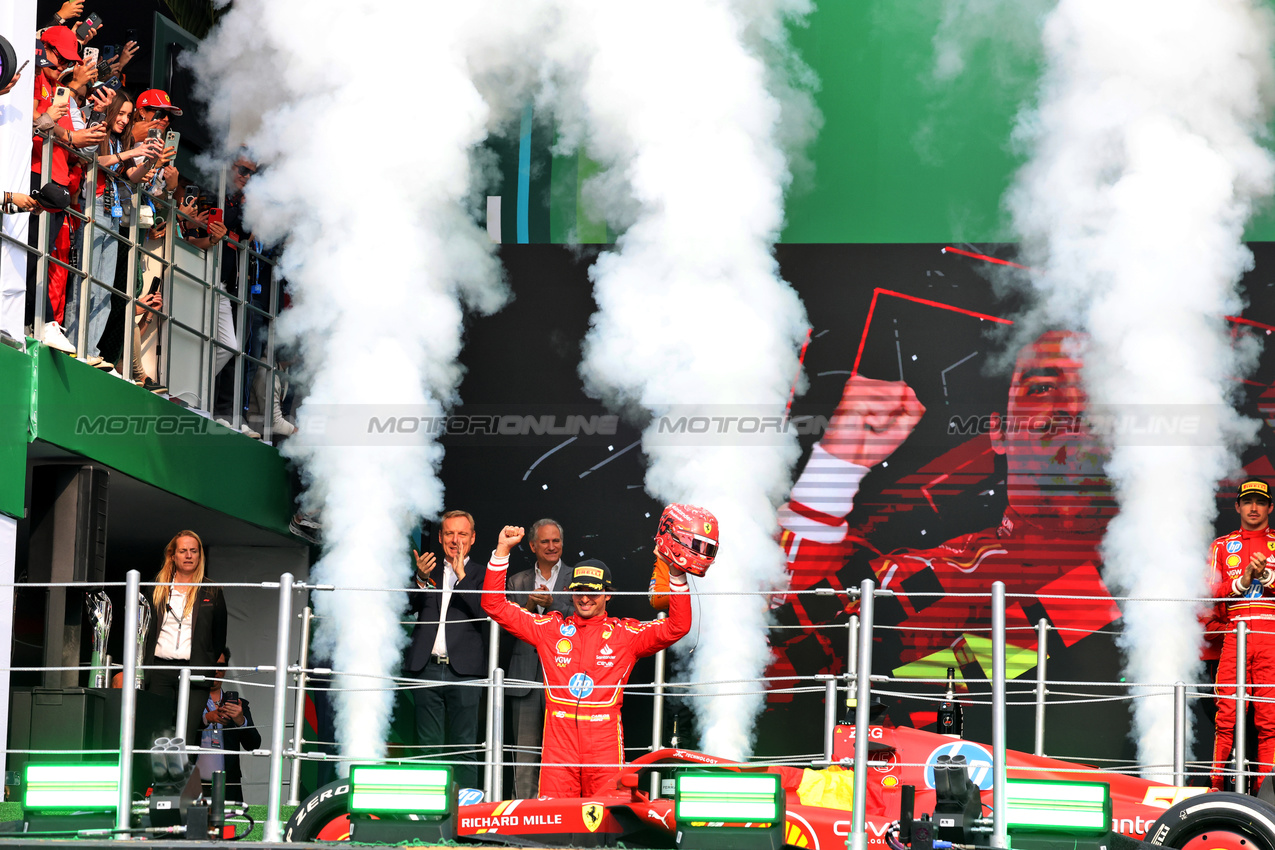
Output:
top-left (136, 89), bottom-right (183, 117)
top-left (40, 26), bottom-right (81, 62)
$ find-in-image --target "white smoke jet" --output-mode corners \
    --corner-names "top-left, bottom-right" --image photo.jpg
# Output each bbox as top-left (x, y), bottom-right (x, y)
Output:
top-left (1006, 0), bottom-right (1274, 778)
top-left (193, 1), bottom-right (508, 764)
top-left (542, 0), bottom-right (818, 759)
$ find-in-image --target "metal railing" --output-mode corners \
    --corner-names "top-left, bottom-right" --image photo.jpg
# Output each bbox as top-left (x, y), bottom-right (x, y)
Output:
top-left (1, 130), bottom-right (287, 440)
top-left (2, 574), bottom-right (1269, 840)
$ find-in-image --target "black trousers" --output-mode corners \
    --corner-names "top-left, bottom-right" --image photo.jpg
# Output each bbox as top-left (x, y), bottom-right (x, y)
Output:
top-left (145, 661), bottom-right (212, 747)
top-left (409, 661), bottom-right (481, 791)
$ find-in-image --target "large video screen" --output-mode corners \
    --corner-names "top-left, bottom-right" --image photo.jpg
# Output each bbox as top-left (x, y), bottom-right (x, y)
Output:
top-left (441, 242), bottom-right (1275, 764)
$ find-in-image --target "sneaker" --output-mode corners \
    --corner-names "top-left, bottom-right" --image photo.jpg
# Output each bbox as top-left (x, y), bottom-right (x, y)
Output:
top-left (289, 514), bottom-right (319, 543)
top-left (141, 378), bottom-right (167, 394)
top-left (83, 354), bottom-right (105, 367)
top-left (40, 322), bottom-right (76, 354)
top-left (239, 423), bottom-right (262, 439)
top-left (294, 512), bottom-right (322, 532)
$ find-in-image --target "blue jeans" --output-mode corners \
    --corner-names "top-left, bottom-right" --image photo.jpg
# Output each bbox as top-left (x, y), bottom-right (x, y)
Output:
top-left (63, 195), bottom-right (117, 355)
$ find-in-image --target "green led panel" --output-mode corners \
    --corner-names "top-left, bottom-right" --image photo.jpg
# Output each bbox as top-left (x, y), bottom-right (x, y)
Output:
top-left (349, 765), bottom-right (451, 815)
top-left (1005, 779), bottom-right (1110, 834)
top-left (675, 772), bottom-right (782, 823)
top-left (24, 764), bottom-right (119, 811)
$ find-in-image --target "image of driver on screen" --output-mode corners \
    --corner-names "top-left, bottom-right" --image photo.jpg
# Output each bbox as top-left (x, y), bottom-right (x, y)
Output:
top-left (773, 330), bottom-right (1122, 700)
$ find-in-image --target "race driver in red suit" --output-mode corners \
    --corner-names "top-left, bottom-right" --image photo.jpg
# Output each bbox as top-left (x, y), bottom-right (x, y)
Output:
top-left (1209, 477), bottom-right (1275, 793)
top-left (483, 510), bottom-right (714, 798)
top-left (773, 332), bottom-right (1121, 702)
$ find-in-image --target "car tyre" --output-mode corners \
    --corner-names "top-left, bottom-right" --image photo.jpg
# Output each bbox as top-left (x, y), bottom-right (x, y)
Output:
top-left (283, 778), bottom-right (353, 842)
top-left (1145, 791), bottom-right (1275, 849)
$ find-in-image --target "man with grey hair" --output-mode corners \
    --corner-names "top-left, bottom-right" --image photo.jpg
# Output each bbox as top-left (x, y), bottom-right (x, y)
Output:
top-left (504, 518), bottom-right (572, 798)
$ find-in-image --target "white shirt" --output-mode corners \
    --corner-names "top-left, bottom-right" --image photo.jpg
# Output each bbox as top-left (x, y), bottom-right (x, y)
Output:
top-left (155, 586), bottom-right (191, 660)
top-left (532, 561), bottom-right (563, 613)
top-left (429, 558), bottom-right (468, 658)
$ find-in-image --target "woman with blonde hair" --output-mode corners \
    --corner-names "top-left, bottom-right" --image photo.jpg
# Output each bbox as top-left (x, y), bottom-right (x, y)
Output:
top-left (143, 530), bottom-right (227, 740)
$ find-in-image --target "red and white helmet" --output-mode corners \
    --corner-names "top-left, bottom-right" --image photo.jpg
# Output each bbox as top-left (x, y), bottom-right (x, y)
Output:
top-left (654, 504), bottom-right (719, 576)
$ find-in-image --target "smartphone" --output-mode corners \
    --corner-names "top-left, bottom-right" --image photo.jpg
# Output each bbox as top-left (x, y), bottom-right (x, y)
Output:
top-left (81, 47), bottom-right (99, 67)
top-left (13, 59), bottom-right (29, 77)
top-left (164, 130), bottom-right (181, 156)
top-left (75, 13), bottom-right (103, 42)
top-left (53, 86), bottom-right (71, 108)
top-left (221, 690), bottom-right (240, 704)
top-left (146, 126), bottom-right (161, 141)
top-left (145, 276), bottom-right (161, 297)
top-left (207, 208), bottom-right (223, 226)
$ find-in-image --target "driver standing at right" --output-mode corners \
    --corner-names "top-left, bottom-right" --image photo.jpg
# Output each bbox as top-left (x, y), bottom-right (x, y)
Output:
top-left (1208, 478), bottom-right (1275, 793)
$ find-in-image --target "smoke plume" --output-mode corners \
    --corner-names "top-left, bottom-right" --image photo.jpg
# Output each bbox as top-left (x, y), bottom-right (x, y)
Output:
top-left (553, 1), bottom-right (819, 759)
top-left (193, 1), bottom-right (508, 765)
top-left (1006, 0), bottom-right (1275, 777)
top-left (194, 0), bottom-right (818, 768)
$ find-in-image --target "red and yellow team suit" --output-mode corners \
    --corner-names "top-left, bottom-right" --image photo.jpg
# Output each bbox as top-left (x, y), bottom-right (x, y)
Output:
top-left (1208, 525), bottom-right (1275, 790)
top-left (768, 446), bottom-right (1121, 689)
top-left (482, 553), bottom-right (691, 797)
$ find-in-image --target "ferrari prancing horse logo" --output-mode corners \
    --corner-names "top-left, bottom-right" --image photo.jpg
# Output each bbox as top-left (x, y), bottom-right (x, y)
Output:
top-left (582, 802), bottom-right (604, 832)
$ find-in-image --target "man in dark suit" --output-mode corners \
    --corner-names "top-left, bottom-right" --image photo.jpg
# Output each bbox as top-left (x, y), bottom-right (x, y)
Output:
top-left (504, 519), bottom-right (573, 798)
top-left (404, 510), bottom-right (488, 790)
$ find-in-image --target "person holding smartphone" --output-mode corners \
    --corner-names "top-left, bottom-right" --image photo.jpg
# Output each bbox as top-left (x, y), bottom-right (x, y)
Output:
top-left (199, 648), bottom-right (261, 803)
top-left (27, 26), bottom-right (106, 347)
top-left (85, 91), bottom-right (161, 361)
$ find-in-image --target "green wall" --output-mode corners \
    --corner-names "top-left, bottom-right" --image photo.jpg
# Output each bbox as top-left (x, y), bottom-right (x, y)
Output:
top-left (0, 344), bottom-right (32, 518)
top-left (494, 0), bottom-right (1275, 244)
top-left (0, 343), bottom-right (293, 534)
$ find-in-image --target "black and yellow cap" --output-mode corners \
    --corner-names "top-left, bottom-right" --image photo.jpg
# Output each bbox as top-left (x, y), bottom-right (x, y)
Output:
top-left (566, 559), bottom-right (612, 592)
top-left (1237, 478), bottom-right (1272, 502)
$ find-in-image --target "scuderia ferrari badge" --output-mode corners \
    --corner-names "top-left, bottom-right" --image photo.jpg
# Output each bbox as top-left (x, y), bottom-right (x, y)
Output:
top-left (582, 802), bottom-right (604, 832)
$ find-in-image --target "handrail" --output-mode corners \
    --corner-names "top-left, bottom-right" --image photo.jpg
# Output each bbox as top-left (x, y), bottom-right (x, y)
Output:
top-left (15, 128), bottom-right (283, 432)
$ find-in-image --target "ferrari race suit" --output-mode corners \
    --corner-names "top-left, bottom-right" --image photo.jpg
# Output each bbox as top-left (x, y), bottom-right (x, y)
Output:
top-left (1208, 526), bottom-right (1275, 790)
top-left (482, 551), bottom-right (691, 798)
top-left (773, 446), bottom-right (1121, 685)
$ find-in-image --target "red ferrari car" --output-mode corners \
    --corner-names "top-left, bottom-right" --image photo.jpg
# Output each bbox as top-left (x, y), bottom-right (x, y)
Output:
top-left (283, 722), bottom-right (1275, 849)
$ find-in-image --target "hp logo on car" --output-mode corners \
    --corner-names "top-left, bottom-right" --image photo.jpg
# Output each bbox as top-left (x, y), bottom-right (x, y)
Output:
top-left (923, 741), bottom-right (994, 790)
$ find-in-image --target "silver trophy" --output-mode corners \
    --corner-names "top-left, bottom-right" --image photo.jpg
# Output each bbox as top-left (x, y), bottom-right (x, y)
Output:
top-left (85, 591), bottom-right (112, 687)
top-left (134, 591), bottom-right (151, 689)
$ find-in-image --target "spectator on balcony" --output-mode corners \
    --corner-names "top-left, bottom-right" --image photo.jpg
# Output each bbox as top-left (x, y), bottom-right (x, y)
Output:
top-left (130, 89), bottom-right (180, 189)
top-left (248, 347), bottom-right (297, 442)
top-left (93, 92), bottom-right (165, 369)
top-left (214, 154), bottom-right (276, 422)
top-left (64, 91), bottom-right (160, 361)
top-left (42, 37), bottom-right (111, 353)
top-left (27, 26), bottom-right (105, 352)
